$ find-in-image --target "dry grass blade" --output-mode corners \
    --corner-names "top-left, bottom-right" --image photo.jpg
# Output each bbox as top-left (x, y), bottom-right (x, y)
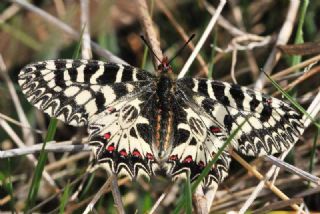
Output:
top-left (255, 0), bottom-right (300, 90)
top-left (264, 155), bottom-right (320, 185)
top-left (137, 0), bottom-right (163, 68)
top-left (0, 55), bottom-right (35, 146)
top-left (0, 142), bottom-right (90, 158)
top-left (1, 1), bottom-right (319, 213)
top-left (231, 151), bottom-right (303, 213)
top-left (83, 175), bottom-right (113, 214)
top-left (80, 0), bottom-right (92, 59)
top-left (156, 1), bottom-right (209, 77)
top-left (251, 198), bottom-right (304, 214)
top-left (9, 0), bottom-right (126, 64)
top-left (0, 118), bottom-right (57, 188)
top-left (179, 0), bottom-right (226, 78)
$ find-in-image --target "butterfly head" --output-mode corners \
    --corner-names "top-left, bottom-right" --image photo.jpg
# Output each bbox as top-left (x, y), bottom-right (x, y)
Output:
top-left (157, 56), bottom-right (172, 74)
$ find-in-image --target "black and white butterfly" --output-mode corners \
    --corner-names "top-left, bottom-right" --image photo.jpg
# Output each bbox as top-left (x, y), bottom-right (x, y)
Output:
top-left (18, 57), bottom-right (304, 189)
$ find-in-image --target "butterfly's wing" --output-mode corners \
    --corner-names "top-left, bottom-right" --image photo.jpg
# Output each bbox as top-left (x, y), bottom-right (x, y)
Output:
top-left (176, 78), bottom-right (304, 157)
top-left (18, 59), bottom-right (154, 126)
top-left (19, 59), bottom-right (159, 178)
top-left (88, 84), bottom-right (159, 178)
top-left (165, 89), bottom-right (231, 189)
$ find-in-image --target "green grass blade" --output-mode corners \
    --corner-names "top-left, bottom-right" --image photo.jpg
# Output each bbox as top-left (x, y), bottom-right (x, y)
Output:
top-left (79, 173), bottom-right (95, 199)
top-left (291, 0), bottom-right (309, 66)
top-left (174, 118), bottom-right (249, 213)
top-left (191, 119), bottom-right (248, 192)
top-left (308, 123), bottom-right (319, 175)
top-left (59, 182), bottom-right (71, 214)
top-left (72, 24), bottom-right (86, 59)
top-left (5, 158), bottom-right (15, 214)
top-left (141, 47), bottom-right (149, 69)
top-left (25, 118), bottom-right (57, 211)
top-left (184, 174), bottom-right (193, 214)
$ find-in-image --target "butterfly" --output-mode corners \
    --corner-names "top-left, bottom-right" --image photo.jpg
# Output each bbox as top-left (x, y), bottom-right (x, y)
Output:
top-left (18, 57), bottom-right (304, 190)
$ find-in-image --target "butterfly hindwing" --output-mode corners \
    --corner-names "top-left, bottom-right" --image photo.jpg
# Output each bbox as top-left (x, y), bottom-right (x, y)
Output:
top-left (165, 89), bottom-right (231, 188)
top-left (88, 85), bottom-right (159, 178)
top-left (18, 59), bottom-right (155, 126)
top-left (176, 77), bottom-right (304, 157)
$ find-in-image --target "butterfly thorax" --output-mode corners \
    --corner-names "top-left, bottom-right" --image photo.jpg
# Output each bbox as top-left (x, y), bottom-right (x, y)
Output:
top-left (154, 74), bottom-right (175, 159)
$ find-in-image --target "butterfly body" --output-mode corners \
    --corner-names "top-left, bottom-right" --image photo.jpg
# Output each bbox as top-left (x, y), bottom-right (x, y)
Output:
top-left (18, 59), bottom-right (303, 188)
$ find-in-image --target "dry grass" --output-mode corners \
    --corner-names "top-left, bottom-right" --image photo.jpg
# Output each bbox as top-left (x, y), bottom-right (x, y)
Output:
top-left (0, 0), bottom-right (319, 213)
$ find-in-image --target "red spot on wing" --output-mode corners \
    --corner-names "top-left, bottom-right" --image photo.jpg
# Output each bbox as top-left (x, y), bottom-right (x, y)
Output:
top-left (119, 149), bottom-right (128, 157)
top-left (169, 155), bottom-right (178, 161)
top-left (107, 107), bottom-right (116, 113)
top-left (183, 155), bottom-right (193, 163)
top-left (146, 152), bottom-right (154, 160)
top-left (210, 126), bottom-right (221, 133)
top-left (104, 132), bottom-right (111, 140)
top-left (106, 144), bottom-right (115, 152)
top-left (132, 149), bottom-right (142, 157)
top-left (266, 98), bottom-right (272, 105)
top-left (198, 161), bottom-right (205, 168)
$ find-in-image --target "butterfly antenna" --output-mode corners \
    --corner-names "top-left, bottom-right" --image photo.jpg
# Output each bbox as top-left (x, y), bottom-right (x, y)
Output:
top-left (140, 35), bottom-right (162, 63)
top-left (168, 34), bottom-right (195, 64)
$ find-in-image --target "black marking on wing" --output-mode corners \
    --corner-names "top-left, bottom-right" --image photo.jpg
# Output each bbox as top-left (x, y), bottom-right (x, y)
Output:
top-left (176, 77), bottom-right (304, 157)
top-left (18, 59), bottom-right (156, 126)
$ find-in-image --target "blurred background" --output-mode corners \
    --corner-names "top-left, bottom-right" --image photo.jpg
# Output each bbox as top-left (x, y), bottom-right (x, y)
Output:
top-left (0, 0), bottom-right (319, 213)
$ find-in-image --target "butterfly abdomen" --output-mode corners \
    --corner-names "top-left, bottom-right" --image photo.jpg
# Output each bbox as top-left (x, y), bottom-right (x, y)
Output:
top-left (155, 75), bottom-right (174, 158)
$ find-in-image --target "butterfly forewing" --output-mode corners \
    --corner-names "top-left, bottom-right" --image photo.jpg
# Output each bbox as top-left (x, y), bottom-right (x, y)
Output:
top-left (18, 59), bottom-right (155, 127)
top-left (176, 77), bottom-right (304, 157)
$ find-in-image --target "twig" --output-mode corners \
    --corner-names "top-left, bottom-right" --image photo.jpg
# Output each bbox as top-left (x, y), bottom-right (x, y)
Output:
top-left (137, 0), bottom-right (163, 68)
top-left (264, 155), bottom-right (320, 185)
top-left (0, 112), bottom-right (43, 134)
top-left (83, 175), bottom-right (113, 214)
top-left (303, 89), bottom-right (320, 128)
top-left (149, 192), bottom-right (166, 214)
top-left (231, 49), bottom-right (238, 84)
top-left (255, 0), bottom-right (300, 90)
top-left (27, 172), bottom-right (89, 213)
top-left (0, 118), bottom-right (57, 188)
top-left (9, 0), bottom-right (126, 64)
top-left (0, 142), bottom-right (91, 158)
top-left (204, 0), bottom-right (246, 36)
top-left (232, 151), bottom-right (303, 213)
top-left (271, 54), bottom-right (320, 80)
top-left (228, 0), bottom-right (260, 80)
top-left (0, 54), bottom-right (35, 146)
top-left (272, 65), bottom-right (320, 96)
top-left (156, 1), bottom-right (209, 77)
top-left (63, 177), bottom-right (129, 213)
top-left (46, 152), bottom-right (90, 171)
top-left (80, 0), bottom-right (92, 59)
top-left (0, 3), bottom-right (20, 23)
top-left (111, 174), bottom-right (126, 214)
top-left (251, 198), bottom-right (304, 214)
top-left (178, 0), bottom-right (226, 78)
